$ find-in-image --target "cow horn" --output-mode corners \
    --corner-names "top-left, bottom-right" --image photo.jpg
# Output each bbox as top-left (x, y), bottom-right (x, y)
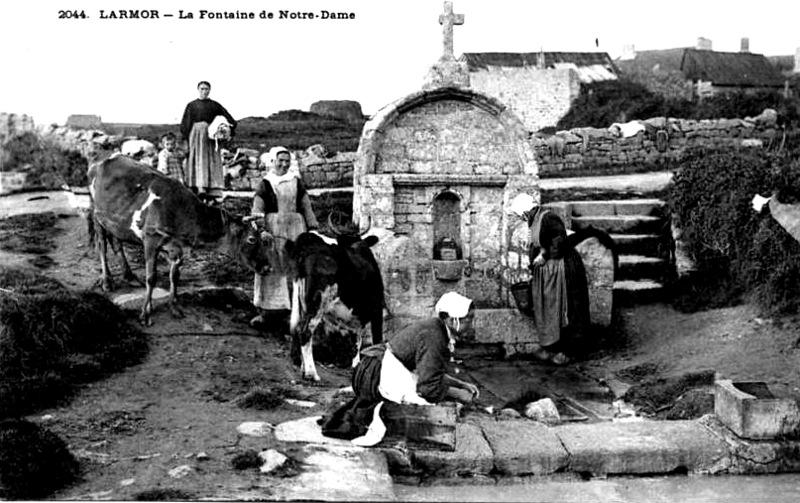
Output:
top-left (357, 216), bottom-right (372, 237)
top-left (327, 211), bottom-right (347, 237)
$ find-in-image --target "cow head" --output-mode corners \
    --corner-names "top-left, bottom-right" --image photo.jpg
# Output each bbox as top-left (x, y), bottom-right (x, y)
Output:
top-left (327, 211), bottom-right (377, 249)
top-left (223, 213), bottom-right (278, 275)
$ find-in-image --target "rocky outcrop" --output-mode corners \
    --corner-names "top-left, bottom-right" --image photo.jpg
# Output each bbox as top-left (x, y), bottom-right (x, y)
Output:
top-left (309, 100), bottom-right (364, 124)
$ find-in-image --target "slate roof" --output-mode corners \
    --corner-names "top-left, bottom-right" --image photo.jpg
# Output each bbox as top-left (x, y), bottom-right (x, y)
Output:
top-left (460, 52), bottom-right (619, 83)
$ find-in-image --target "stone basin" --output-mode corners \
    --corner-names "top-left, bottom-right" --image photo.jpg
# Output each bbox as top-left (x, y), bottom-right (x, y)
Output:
top-left (714, 379), bottom-right (800, 440)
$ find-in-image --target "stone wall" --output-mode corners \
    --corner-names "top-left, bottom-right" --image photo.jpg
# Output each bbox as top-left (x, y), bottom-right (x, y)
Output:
top-left (469, 67), bottom-right (580, 132)
top-left (38, 123), bottom-right (120, 160)
top-left (533, 109), bottom-right (782, 174)
top-left (227, 146), bottom-right (356, 191)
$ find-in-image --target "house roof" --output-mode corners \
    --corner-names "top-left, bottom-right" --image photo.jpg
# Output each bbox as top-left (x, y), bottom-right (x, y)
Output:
top-left (681, 49), bottom-right (785, 87)
top-left (616, 48), bottom-right (689, 75)
top-left (460, 52), bottom-right (619, 83)
top-left (617, 48), bottom-right (785, 87)
top-left (767, 55), bottom-right (796, 74)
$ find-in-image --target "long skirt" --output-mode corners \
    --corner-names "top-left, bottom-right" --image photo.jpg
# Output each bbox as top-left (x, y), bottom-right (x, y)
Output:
top-left (186, 122), bottom-right (223, 193)
top-left (253, 212), bottom-right (306, 310)
top-left (530, 248), bottom-right (590, 348)
top-left (320, 344), bottom-right (386, 440)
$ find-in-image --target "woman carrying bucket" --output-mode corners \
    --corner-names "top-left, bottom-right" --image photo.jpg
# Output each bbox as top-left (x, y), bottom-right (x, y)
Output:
top-left (509, 193), bottom-right (590, 365)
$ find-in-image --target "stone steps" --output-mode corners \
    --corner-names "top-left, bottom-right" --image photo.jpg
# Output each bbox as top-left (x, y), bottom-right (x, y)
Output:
top-left (561, 199), bottom-right (672, 304)
top-left (617, 255), bottom-right (671, 281)
top-left (609, 233), bottom-right (668, 258)
top-left (571, 215), bottom-right (665, 235)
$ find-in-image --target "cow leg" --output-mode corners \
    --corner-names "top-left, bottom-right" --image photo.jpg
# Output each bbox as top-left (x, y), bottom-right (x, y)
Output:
top-left (119, 246), bottom-right (142, 286)
top-left (351, 326), bottom-right (365, 369)
top-left (300, 339), bottom-right (320, 382)
top-left (96, 227), bottom-right (114, 292)
top-left (290, 278), bottom-right (320, 381)
top-left (371, 311), bottom-right (384, 345)
top-left (165, 242), bottom-right (184, 319)
top-left (140, 237), bottom-right (160, 327)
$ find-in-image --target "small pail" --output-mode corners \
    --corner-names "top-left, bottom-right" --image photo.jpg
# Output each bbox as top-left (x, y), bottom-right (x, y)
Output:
top-left (511, 281), bottom-right (532, 314)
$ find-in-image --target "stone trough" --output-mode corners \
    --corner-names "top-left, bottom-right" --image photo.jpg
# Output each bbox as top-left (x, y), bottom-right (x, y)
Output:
top-left (714, 379), bottom-right (800, 440)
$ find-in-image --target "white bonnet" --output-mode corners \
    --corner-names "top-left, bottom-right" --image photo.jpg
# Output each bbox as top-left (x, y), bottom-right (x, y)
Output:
top-left (509, 193), bottom-right (536, 217)
top-left (260, 146), bottom-right (290, 167)
top-left (435, 291), bottom-right (473, 319)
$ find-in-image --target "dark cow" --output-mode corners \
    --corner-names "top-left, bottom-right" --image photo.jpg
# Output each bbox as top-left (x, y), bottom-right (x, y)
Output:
top-left (88, 153), bottom-right (274, 326)
top-left (285, 216), bottom-right (385, 381)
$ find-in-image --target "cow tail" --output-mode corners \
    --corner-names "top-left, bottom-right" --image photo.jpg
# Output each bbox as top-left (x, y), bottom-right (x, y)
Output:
top-left (567, 226), bottom-right (618, 267)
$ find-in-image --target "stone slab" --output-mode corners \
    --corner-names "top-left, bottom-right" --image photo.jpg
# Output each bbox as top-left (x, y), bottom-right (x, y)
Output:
top-left (700, 414), bottom-right (800, 475)
top-left (411, 422), bottom-right (494, 478)
top-left (476, 418), bottom-right (569, 476)
top-left (274, 415), bottom-right (354, 448)
top-left (112, 288), bottom-right (170, 310)
top-left (556, 419), bottom-right (729, 476)
top-left (271, 444), bottom-right (395, 501)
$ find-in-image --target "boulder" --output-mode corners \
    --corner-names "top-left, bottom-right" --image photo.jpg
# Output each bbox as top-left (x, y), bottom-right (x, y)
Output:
top-left (309, 100), bottom-right (364, 124)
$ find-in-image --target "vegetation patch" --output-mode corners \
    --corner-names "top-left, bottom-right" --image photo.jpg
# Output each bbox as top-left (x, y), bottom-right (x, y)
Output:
top-left (667, 148), bottom-right (800, 315)
top-left (0, 419), bottom-right (80, 500)
top-left (1, 131), bottom-right (88, 188)
top-left (558, 81), bottom-right (800, 132)
top-left (230, 449), bottom-right (262, 470)
top-left (0, 279), bottom-right (148, 418)
top-left (622, 369), bottom-right (715, 417)
top-left (133, 488), bottom-right (195, 501)
top-left (236, 387), bottom-right (287, 411)
top-left (0, 212), bottom-right (61, 255)
top-left (0, 266), bottom-right (69, 295)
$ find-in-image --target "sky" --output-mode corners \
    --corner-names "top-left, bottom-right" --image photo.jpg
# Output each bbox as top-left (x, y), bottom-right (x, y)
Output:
top-left (1, 0), bottom-right (798, 126)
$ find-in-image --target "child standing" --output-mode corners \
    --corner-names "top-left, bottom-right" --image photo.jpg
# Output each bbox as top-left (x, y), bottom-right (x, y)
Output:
top-left (157, 132), bottom-right (185, 184)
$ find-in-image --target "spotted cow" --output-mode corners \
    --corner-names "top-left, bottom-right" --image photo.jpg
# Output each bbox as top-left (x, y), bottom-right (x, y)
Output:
top-left (88, 153), bottom-right (275, 325)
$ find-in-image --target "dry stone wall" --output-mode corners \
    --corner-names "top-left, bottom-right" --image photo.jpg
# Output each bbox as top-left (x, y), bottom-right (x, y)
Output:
top-left (533, 109), bottom-right (782, 174)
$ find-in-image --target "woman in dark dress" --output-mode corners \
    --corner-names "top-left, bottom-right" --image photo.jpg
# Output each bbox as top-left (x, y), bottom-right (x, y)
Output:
top-left (320, 292), bottom-right (480, 445)
top-left (510, 193), bottom-right (590, 365)
top-left (180, 81), bottom-right (236, 196)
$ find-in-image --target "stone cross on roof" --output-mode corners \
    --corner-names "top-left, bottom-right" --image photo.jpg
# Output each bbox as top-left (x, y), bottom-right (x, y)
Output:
top-left (438, 1), bottom-right (464, 61)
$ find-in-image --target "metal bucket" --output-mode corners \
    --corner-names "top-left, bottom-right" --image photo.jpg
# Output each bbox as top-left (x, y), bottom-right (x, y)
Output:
top-left (510, 281), bottom-right (532, 314)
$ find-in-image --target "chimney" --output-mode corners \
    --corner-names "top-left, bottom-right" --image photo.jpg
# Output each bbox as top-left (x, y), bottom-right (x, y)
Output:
top-left (621, 44), bottom-right (636, 61)
top-left (740, 37), bottom-right (750, 53)
top-left (795, 47), bottom-right (800, 73)
top-left (697, 37), bottom-right (712, 51)
top-left (536, 48), bottom-right (546, 69)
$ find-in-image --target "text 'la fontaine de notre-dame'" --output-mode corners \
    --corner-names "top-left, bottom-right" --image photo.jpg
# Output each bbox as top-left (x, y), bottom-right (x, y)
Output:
top-left (96, 10), bottom-right (355, 20)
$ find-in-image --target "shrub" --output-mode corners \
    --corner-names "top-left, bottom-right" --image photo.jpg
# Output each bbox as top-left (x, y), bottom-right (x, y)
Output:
top-left (667, 147), bottom-right (800, 314)
top-left (1, 131), bottom-right (88, 187)
top-left (557, 81), bottom-right (800, 131)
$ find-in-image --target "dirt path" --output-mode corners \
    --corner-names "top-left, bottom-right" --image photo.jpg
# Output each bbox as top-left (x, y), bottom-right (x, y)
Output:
top-left (2, 191), bottom-right (800, 498)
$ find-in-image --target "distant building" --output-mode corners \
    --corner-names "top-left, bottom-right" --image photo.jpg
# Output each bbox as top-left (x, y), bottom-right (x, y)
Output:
top-left (459, 51), bottom-right (619, 131)
top-left (617, 37), bottom-right (786, 99)
top-left (66, 114), bottom-right (102, 129)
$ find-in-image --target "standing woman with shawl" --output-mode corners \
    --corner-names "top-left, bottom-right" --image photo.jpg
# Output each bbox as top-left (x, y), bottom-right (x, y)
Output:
top-left (510, 193), bottom-right (590, 365)
top-left (180, 81), bottom-right (236, 196)
top-left (250, 147), bottom-right (319, 326)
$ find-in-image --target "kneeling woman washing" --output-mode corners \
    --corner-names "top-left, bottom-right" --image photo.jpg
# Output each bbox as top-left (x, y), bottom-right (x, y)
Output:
top-left (320, 291), bottom-right (480, 445)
